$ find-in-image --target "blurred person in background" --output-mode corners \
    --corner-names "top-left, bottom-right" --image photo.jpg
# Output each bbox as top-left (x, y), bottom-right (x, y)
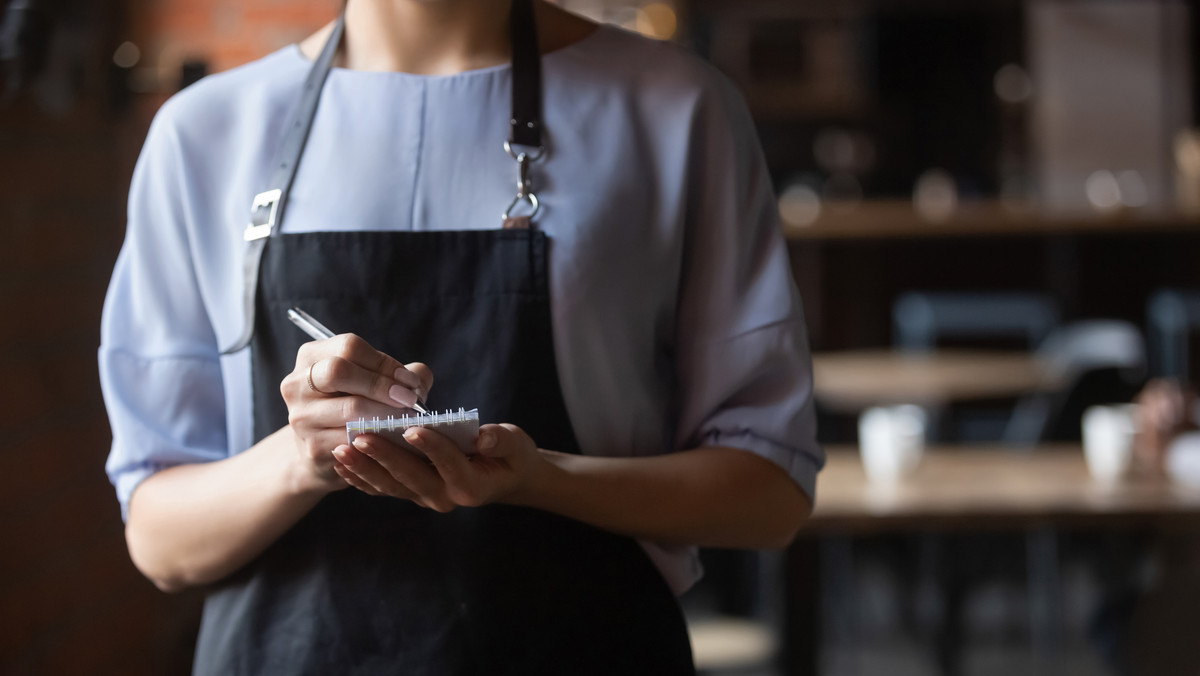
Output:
top-left (1136, 378), bottom-right (1200, 477)
top-left (98, 0), bottom-right (822, 673)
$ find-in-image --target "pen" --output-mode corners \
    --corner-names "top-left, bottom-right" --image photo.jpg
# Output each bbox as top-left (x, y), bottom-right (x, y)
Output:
top-left (287, 307), bottom-right (428, 414)
top-left (287, 307), bottom-right (334, 341)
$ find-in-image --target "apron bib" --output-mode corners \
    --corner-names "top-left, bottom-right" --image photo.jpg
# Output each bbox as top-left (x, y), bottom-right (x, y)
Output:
top-left (194, 4), bottom-right (695, 673)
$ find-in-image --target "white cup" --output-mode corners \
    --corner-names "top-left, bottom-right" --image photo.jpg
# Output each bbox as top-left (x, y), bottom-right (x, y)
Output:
top-left (858, 405), bottom-right (926, 484)
top-left (1082, 404), bottom-right (1137, 483)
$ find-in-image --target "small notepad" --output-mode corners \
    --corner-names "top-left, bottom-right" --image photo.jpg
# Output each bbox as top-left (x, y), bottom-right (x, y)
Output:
top-left (346, 408), bottom-right (480, 455)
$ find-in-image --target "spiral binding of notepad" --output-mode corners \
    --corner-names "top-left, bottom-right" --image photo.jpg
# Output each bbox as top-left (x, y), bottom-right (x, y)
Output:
top-left (346, 408), bottom-right (480, 455)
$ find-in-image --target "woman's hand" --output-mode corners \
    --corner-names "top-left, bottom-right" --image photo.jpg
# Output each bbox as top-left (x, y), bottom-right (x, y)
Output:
top-left (332, 423), bottom-right (545, 511)
top-left (280, 333), bottom-right (433, 494)
top-left (333, 425), bottom-right (812, 548)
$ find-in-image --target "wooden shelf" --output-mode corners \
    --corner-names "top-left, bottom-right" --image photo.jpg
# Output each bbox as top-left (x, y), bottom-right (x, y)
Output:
top-left (783, 200), bottom-right (1200, 240)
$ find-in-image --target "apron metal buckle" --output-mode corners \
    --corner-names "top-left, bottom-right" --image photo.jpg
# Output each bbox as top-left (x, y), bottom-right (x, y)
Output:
top-left (501, 146), bottom-right (541, 224)
top-left (503, 191), bottom-right (539, 225)
top-left (244, 189), bottom-right (282, 241)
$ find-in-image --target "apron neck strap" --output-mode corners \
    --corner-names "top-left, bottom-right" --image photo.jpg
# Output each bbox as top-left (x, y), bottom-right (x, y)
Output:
top-left (244, 13), bottom-right (345, 243)
top-left (225, 2), bottom-right (543, 354)
top-left (247, 0), bottom-right (542, 244)
top-left (508, 0), bottom-right (542, 149)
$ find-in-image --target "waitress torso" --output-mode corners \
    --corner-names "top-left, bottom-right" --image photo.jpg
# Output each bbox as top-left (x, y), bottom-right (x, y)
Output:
top-left (193, 4), bottom-right (694, 674)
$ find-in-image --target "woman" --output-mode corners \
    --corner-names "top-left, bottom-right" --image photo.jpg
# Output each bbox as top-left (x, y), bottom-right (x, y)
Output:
top-left (101, 1), bottom-right (822, 672)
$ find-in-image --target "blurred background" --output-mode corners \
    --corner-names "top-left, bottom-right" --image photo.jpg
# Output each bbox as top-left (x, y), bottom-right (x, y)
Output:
top-left (2, 0), bottom-right (1200, 674)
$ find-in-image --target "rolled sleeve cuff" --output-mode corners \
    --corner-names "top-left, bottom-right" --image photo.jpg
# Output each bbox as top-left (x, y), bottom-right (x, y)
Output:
top-left (702, 428), bottom-right (822, 504)
top-left (110, 461), bottom-right (162, 522)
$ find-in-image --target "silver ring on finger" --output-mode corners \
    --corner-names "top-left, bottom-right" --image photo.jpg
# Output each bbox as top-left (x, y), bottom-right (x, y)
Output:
top-left (307, 362), bottom-right (327, 395)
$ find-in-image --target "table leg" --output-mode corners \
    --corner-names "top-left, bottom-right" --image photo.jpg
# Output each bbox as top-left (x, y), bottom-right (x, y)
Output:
top-left (933, 535), bottom-right (964, 676)
top-left (783, 538), bottom-right (821, 676)
top-left (1027, 527), bottom-right (1063, 655)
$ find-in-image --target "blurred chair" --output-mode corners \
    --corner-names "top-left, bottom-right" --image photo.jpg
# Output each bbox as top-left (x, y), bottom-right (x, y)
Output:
top-left (893, 291), bottom-right (1060, 441)
top-left (1147, 288), bottom-right (1200, 381)
top-left (886, 295), bottom-right (1146, 672)
top-left (893, 291), bottom-right (1060, 352)
top-left (1005, 319), bottom-right (1147, 444)
top-left (963, 321), bottom-right (1143, 669)
top-left (1015, 323), bottom-right (1145, 665)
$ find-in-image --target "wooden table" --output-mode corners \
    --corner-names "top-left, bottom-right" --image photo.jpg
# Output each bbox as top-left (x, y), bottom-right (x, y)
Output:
top-left (812, 349), bottom-right (1060, 412)
top-left (805, 446), bottom-right (1200, 533)
top-left (782, 446), bottom-right (1200, 675)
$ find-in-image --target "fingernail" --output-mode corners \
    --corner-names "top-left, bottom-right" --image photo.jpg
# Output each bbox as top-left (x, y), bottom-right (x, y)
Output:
top-left (353, 437), bottom-right (371, 454)
top-left (404, 428), bottom-right (422, 445)
top-left (479, 431), bottom-right (497, 450)
top-left (389, 384), bottom-right (417, 408)
top-left (394, 367), bottom-right (421, 388)
top-left (333, 446), bottom-right (347, 461)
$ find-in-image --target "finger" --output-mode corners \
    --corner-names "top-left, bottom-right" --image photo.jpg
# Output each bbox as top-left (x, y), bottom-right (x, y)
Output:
top-left (332, 454), bottom-right (383, 496)
top-left (309, 356), bottom-right (424, 409)
top-left (401, 362), bottom-right (434, 404)
top-left (299, 334), bottom-right (426, 402)
top-left (304, 333), bottom-right (402, 375)
top-left (406, 427), bottom-right (472, 488)
top-left (329, 334), bottom-right (423, 395)
top-left (292, 396), bottom-right (410, 435)
top-left (351, 434), bottom-right (446, 500)
top-left (335, 443), bottom-right (420, 499)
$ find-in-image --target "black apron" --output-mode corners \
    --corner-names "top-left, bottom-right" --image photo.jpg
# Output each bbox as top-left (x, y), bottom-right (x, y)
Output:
top-left (194, 3), bottom-right (695, 674)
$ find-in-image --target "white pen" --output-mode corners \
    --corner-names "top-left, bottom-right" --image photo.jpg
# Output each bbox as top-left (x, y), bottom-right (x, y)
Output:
top-left (287, 307), bottom-right (429, 414)
top-left (287, 308), bottom-right (333, 341)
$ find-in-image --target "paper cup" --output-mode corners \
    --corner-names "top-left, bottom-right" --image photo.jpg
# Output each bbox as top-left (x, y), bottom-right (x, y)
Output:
top-left (1082, 404), bottom-right (1137, 483)
top-left (859, 405), bottom-right (926, 484)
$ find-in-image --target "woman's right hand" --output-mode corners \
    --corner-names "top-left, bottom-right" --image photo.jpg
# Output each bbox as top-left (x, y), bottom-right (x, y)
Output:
top-left (280, 333), bottom-right (434, 493)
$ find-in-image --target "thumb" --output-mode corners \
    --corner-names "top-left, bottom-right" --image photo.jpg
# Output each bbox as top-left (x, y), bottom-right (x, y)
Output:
top-left (476, 425), bottom-right (506, 457)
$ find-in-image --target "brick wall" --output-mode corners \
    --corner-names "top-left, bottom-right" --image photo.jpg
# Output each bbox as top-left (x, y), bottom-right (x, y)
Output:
top-left (0, 2), bottom-right (336, 673)
top-left (126, 0), bottom-right (339, 90)
top-left (0, 44), bottom-right (187, 676)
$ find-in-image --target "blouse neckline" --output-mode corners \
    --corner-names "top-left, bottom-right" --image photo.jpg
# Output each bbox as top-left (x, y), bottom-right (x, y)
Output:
top-left (284, 22), bottom-right (613, 81)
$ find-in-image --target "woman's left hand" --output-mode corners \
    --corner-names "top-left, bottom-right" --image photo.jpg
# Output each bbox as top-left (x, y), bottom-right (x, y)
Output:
top-left (332, 423), bottom-right (545, 511)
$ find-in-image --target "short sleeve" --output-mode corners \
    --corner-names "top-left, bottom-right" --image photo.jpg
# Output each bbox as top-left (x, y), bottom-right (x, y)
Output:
top-left (100, 107), bottom-right (228, 520)
top-left (673, 74), bottom-right (824, 502)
